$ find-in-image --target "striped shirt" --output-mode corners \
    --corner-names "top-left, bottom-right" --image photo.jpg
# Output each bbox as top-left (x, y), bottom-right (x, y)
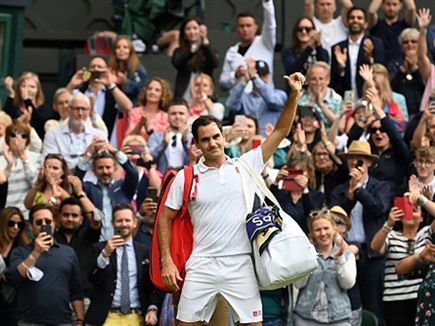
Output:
top-left (1, 151), bottom-right (41, 218)
top-left (382, 226), bottom-right (432, 302)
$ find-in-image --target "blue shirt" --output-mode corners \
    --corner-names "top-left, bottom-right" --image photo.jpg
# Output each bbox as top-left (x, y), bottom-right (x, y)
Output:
top-left (97, 239), bottom-right (140, 309)
top-left (226, 77), bottom-right (288, 136)
top-left (9, 243), bottom-right (84, 325)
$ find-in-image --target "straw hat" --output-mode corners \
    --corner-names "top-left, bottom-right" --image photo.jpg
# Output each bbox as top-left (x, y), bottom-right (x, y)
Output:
top-left (330, 205), bottom-right (352, 231)
top-left (339, 140), bottom-right (379, 161)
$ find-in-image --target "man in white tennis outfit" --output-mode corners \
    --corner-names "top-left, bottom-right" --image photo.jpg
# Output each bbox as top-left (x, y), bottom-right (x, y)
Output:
top-left (158, 73), bottom-right (304, 325)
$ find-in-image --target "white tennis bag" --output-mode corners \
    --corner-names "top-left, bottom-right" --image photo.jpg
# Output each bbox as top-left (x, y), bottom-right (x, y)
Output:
top-left (238, 160), bottom-right (318, 290)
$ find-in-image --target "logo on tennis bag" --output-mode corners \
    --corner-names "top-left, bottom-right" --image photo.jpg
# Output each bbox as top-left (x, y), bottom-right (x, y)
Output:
top-left (150, 165), bottom-right (196, 292)
top-left (238, 160), bottom-right (318, 290)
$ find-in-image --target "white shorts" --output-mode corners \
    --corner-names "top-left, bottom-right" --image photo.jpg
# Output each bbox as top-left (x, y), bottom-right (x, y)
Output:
top-left (176, 254), bottom-right (262, 323)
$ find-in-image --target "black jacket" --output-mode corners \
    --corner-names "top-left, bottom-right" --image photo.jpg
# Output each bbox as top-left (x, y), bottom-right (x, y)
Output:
top-left (330, 176), bottom-right (394, 257)
top-left (330, 34), bottom-right (385, 98)
top-left (85, 240), bottom-right (163, 325)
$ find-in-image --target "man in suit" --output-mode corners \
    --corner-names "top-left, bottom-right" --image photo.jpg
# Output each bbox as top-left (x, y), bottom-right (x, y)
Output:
top-left (330, 140), bottom-right (394, 322)
top-left (330, 6), bottom-right (385, 97)
top-left (75, 139), bottom-right (139, 240)
top-left (86, 203), bottom-right (163, 326)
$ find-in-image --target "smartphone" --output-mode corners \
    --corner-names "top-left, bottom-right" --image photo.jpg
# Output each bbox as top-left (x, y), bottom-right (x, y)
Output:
top-left (114, 226), bottom-right (124, 238)
top-left (40, 224), bottom-right (52, 236)
top-left (344, 90), bottom-right (354, 104)
top-left (356, 159), bottom-right (364, 168)
top-left (235, 115), bottom-right (246, 127)
top-left (147, 187), bottom-right (158, 202)
top-left (251, 139), bottom-right (262, 149)
top-left (83, 69), bottom-right (102, 81)
top-left (394, 197), bottom-right (413, 220)
top-left (282, 169), bottom-right (303, 192)
top-left (129, 144), bottom-right (144, 154)
top-left (23, 98), bottom-right (34, 110)
top-left (90, 70), bottom-right (102, 80)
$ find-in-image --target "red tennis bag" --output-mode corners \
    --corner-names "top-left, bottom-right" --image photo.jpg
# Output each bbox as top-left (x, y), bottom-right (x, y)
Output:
top-left (150, 165), bottom-right (196, 292)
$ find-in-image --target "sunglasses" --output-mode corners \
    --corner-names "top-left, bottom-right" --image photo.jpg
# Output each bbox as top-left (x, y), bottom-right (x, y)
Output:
top-left (8, 220), bottom-right (25, 229)
top-left (309, 208), bottom-right (331, 219)
top-left (171, 135), bottom-right (177, 147)
top-left (34, 218), bottom-right (53, 226)
top-left (406, 239), bottom-right (415, 255)
top-left (10, 131), bottom-right (29, 139)
top-left (297, 26), bottom-right (314, 33)
top-left (369, 126), bottom-right (386, 134)
top-left (402, 39), bottom-right (417, 44)
top-left (333, 218), bottom-right (346, 226)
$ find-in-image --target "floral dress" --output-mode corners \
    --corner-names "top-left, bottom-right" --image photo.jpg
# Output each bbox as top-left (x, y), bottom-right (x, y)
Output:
top-left (413, 263), bottom-right (435, 326)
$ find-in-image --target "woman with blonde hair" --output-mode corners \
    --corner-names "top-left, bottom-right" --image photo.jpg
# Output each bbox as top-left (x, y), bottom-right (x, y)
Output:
top-left (108, 35), bottom-right (148, 104)
top-left (359, 64), bottom-right (409, 133)
top-left (189, 73), bottom-right (224, 121)
top-left (294, 209), bottom-right (356, 326)
top-left (126, 77), bottom-right (173, 140)
top-left (3, 72), bottom-right (56, 140)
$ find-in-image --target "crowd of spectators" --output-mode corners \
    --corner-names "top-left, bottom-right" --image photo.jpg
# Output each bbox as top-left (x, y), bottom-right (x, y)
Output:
top-left (1, 0), bottom-right (435, 325)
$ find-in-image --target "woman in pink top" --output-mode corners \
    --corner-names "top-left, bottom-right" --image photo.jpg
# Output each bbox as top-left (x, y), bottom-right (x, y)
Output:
top-left (126, 77), bottom-right (173, 140)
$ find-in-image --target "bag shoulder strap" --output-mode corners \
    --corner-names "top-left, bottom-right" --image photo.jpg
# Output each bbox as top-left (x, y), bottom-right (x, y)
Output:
top-left (237, 160), bottom-right (282, 209)
top-left (180, 165), bottom-right (196, 216)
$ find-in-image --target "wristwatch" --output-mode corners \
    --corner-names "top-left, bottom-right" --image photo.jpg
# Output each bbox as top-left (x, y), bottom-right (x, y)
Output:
top-left (417, 195), bottom-right (428, 207)
top-left (77, 192), bottom-right (86, 199)
top-left (49, 196), bottom-right (57, 206)
top-left (107, 83), bottom-right (117, 92)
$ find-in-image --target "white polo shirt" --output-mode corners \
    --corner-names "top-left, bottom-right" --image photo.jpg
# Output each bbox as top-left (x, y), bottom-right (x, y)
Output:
top-left (165, 148), bottom-right (265, 257)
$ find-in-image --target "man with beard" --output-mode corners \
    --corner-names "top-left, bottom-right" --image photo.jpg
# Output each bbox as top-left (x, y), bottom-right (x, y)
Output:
top-left (75, 141), bottom-right (139, 241)
top-left (148, 99), bottom-right (193, 174)
top-left (368, 0), bottom-right (416, 66)
top-left (330, 7), bottom-right (385, 97)
top-left (54, 196), bottom-right (101, 296)
top-left (42, 92), bottom-right (107, 170)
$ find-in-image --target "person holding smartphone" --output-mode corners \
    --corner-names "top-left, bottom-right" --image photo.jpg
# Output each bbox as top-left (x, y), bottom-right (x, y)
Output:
top-left (86, 203), bottom-right (163, 326)
top-left (9, 204), bottom-right (85, 326)
top-left (271, 153), bottom-right (324, 234)
top-left (371, 198), bottom-right (428, 326)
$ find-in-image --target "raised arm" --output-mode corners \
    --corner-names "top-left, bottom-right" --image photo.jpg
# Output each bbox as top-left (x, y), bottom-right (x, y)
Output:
top-left (367, 0), bottom-right (381, 29)
top-left (261, 73), bottom-right (304, 163)
top-left (304, 0), bottom-right (314, 19)
top-left (417, 8), bottom-right (432, 82)
top-left (340, 0), bottom-right (354, 27)
top-left (404, 0), bottom-right (416, 27)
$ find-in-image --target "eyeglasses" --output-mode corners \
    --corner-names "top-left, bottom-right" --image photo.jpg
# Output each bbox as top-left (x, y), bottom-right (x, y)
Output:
top-left (406, 239), bottom-right (415, 255)
top-left (34, 218), bottom-right (53, 226)
top-left (402, 39), bottom-right (417, 44)
top-left (10, 131), bottom-right (29, 139)
top-left (297, 26), bottom-right (314, 33)
top-left (369, 126), bottom-right (386, 134)
top-left (70, 106), bottom-right (89, 112)
top-left (171, 135), bottom-right (177, 147)
top-left (8, 220), bottom-right (25, 229)
top-left (415, 159), bottom-right (435, 166)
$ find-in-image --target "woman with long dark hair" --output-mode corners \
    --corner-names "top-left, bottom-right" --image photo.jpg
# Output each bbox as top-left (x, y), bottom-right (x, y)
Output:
top-left (0, 207), bottom-right (29, 326)
top-left (24, 154), bottom-right (71, 211)
top-left (281, 17), bottom-right (329, 78)
top-left (171, 18), bottom-right (219, 99)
